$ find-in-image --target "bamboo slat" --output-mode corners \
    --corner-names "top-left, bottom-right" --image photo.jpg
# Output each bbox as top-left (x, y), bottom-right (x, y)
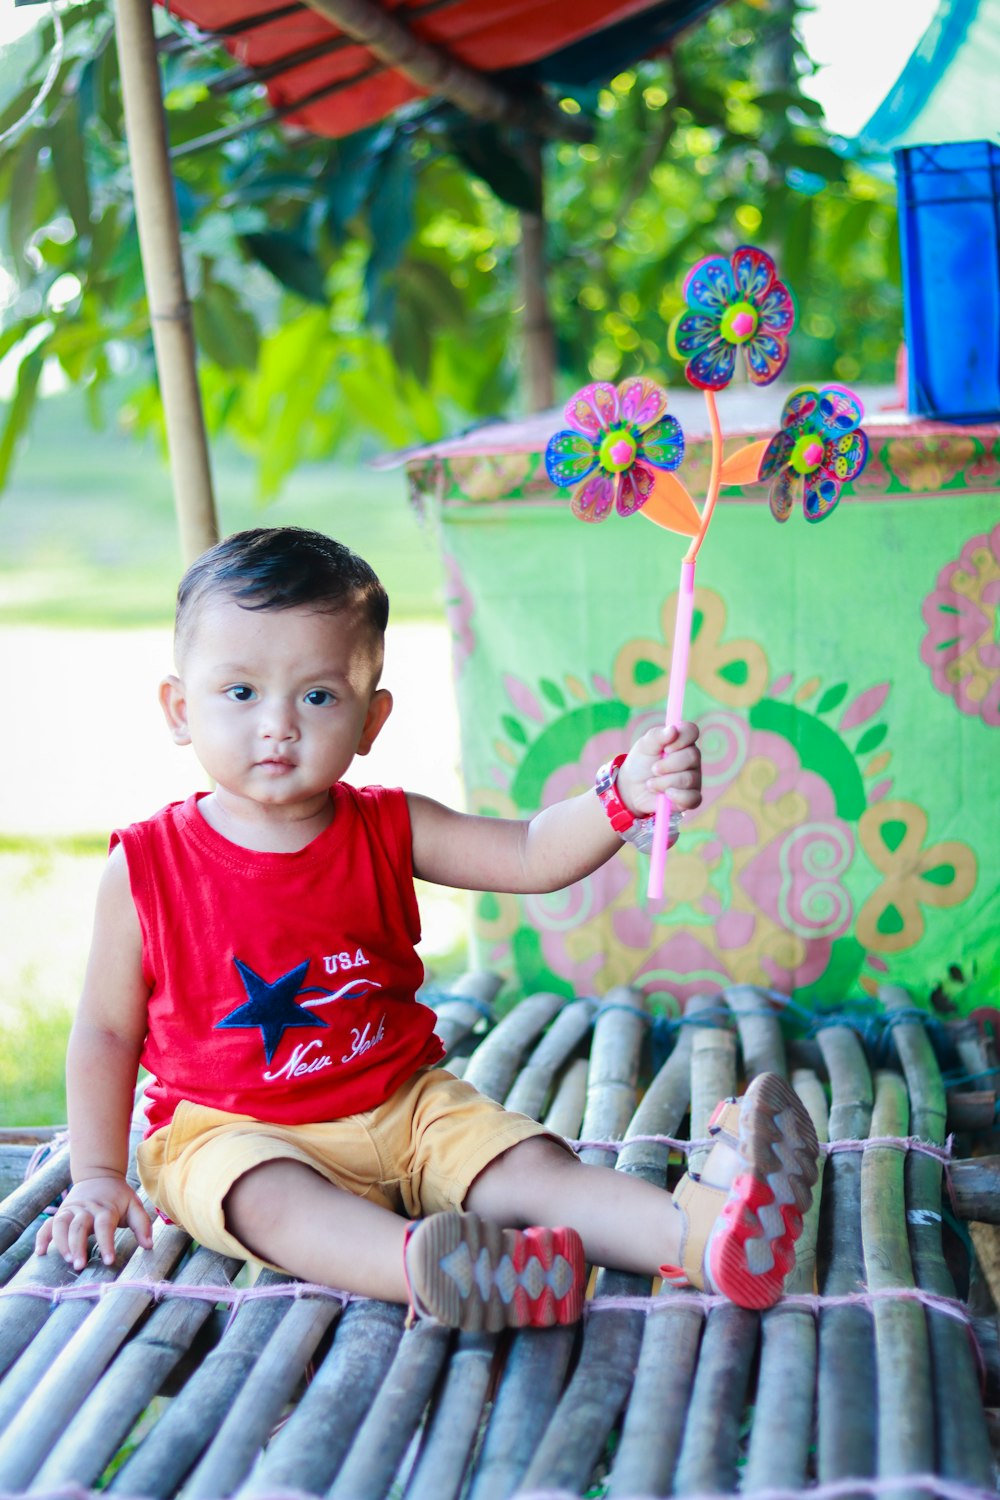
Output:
top-left (0, 1222), bottom-right (191, 1491)
top-left (950, 1155), bottom-right (1000, 1220)
top-left (672, 1302), bottom-right (759, 1494)
top-left (0, 1146), bottom-right (71, 1257)
top-left (30, 1247), bottom-right (242, 1492)
top-left (0, 1236), bottom-right (138, 1433)
top-left (815, 1021), bottom-right (877, 1488)
top-left (403, 1331), bottom-right (495, 1500)
top-left (183, 1288), bottom-right (343, 1500)
top-left (504, 998), bottom-right (596, 1119)
top-left (862, 1068), bottom-right (935, 1487)
top-left (462, 992), bottom-right (565, 1102)
top-left (465, 1328), bottom-right (577, 1500)
top-left (542, 1057), bottom-right (588, 1140)
top-left (724, 984), bottom-right (787, 1078)
top-left (237, 1299), bottom-right (407, 1498)
top-left (430, 972), bottom-right (503, 1059)
top-left (881, 986), bottom-right (993, 1487)
top-left (325, 1319), bottom-right (451, 1500)
top-left (110, 1271), bottom-right (300, 1498)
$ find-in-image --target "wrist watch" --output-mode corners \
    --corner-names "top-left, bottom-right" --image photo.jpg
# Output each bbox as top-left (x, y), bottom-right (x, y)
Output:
top-left (595, 753), bottom-right (680, 854)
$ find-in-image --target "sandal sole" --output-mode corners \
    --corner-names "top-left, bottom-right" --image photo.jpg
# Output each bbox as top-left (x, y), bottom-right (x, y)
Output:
top-left (707, 1073), bottom-right (819, 1310)
top-left (406, 1212), bottom-right (585, 1332)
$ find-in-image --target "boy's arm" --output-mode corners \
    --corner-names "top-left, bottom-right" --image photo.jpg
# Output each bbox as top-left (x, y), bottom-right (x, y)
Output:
top-left (36, 845), bottom-right (154, 1269)
top-left (410, 721), bottom-right (701, 893)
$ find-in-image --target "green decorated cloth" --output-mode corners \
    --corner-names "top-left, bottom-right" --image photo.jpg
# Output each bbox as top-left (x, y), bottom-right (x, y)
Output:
top-left (403, 384), bottom-right (999, 1014)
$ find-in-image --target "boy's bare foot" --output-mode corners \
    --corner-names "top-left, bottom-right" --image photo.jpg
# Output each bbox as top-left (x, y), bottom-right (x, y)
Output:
top-left (404, 1210), bottom-right (585, 1331)
top-left (660, 1072), bottom-right (820, 1310)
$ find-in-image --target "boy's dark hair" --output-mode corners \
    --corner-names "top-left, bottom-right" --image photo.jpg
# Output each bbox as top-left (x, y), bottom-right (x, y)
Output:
top-left (175, 527), bottom-right (389, 654)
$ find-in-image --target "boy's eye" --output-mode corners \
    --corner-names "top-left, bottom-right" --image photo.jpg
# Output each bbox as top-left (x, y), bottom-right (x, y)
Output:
top-left (226, 685), bottom-right (256, 702)
top-left (304, 689), bottom-right (334, 707)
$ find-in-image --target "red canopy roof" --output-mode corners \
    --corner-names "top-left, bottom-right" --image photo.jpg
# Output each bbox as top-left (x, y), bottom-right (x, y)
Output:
top-left (160, 0), bottom-right (713, 138)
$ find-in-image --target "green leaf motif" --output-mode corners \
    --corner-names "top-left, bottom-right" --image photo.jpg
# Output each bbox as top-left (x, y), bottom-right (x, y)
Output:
top-left (634, 659), bottom-right (664, 686)
top-left (856, 724), bottom-right (888, 755)
top-left (540, 679), bottom-right (566, 709)
top-left (719, 659), bottom-right (749, 686)
top-left (501, 714), bottom-right (528, 746)
top-left (876, 903), bottom-right (905, 936)
top-left (881, 819), bottom-right (907, 854)
top-left (923, 864), bottom-right (955, 887)
top-left (817, 683), bottom-right (848, 714)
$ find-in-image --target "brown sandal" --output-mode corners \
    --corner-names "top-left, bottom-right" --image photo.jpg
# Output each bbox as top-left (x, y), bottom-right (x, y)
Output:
top-left (403, 1211), bottom-right (585, 1332)
top-left (660, 1072), bottom-right (819, 1309)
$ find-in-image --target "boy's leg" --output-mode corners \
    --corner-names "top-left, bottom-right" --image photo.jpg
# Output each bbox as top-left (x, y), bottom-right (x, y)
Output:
top-left (223, 1159), bottom-right (410, 1302)
top-left (466, 1072), bottom-right (820, 1309)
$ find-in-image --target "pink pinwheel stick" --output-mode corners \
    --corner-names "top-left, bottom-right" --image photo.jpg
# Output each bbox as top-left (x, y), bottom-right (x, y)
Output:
top-left (647, 388), bottom-right (723, 902)
top-left (647, 559), bottom-right (695, 900)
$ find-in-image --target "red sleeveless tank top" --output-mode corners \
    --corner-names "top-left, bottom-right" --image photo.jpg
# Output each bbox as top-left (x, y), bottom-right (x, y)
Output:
top-left (112, 784), bottom-right (444, 1135)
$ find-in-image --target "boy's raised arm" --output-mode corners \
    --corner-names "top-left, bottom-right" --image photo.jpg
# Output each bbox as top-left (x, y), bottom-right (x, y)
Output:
top-left (409, 722), bottom-right (701, 895)
top-left (36, 845), bottom-right (154, 1268)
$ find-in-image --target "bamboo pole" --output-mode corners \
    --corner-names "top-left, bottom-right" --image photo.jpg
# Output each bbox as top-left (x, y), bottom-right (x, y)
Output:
top-left (429, 970), bottom-right (503, 1058)
top-left (31, 1248), bottom-right (242, 1492)
top-left (110, 1270), bottom-right (297, 1497)
top-left (404, 1332), bottom-right (495, 1500)
top-left (462, 990), bottom-right (565, 1102)
top-left (237, 1299), bottom-right (406, 1497)
top-left (504, 997), bottom-right (596, 1120)
top-left (724, 983), bottom-right (787, 1079)
top-left (184, 1288), bottom-right (343, 1499)
top-left (881, 985), bottom-right (994, 1487)
top-left (465, 1327), bottom-right (577, 1500)
top-left (113, 0), bottom-right (218, 566)
top-left (325, 1318), bottom-right (451, 1500)
top-left (862, 1067), bottom-right (935, 1490)
top-left (300, 0), bottom-right (591, 143)
top-left (518, 137), bottom-right (556, 415)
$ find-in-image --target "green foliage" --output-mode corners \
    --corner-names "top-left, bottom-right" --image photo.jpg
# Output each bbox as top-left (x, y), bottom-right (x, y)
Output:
top-left (0, 1), bottom-right (902, 498)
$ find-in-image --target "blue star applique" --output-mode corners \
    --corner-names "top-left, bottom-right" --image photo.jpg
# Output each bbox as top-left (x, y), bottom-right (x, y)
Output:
top-left (215, 957), bottom-right (329, 1064)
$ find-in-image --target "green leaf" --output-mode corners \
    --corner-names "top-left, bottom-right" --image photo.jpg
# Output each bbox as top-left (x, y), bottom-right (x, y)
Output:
top-left (241, 230), bottom-right (328, 304)
top-left (48, 101), bottom-right (92, 242)
top-left (0, 347), bottom-right (45, 491)
top-left (365, 136), bottom-right (416, 327)
top-left (8, 137), bottom-right (40, 273)
top-left (446, 119), bottom-right (541, 213)
top-left (856, 724), bottom-right (888, 755)
top-left (193, 276), bottom-right (260, 370)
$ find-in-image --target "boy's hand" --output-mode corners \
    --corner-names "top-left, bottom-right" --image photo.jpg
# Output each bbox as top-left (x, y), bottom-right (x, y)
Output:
top-left (615, 721), bottom-right (702, 820)
top-left (35, 1175), bottom-right (154, 1270)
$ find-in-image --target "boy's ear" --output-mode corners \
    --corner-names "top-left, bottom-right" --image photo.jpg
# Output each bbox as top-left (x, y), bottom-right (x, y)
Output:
top-left (159, 675), bottom-right (192, 746)
top-left (356, 688), bottom-right (393, 756)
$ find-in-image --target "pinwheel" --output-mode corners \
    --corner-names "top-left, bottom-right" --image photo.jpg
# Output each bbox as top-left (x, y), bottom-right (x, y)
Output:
top-left (668, 245), bottom-right (794, 391)
top-left (760, 384), bottom-right (869, 523)
top-left (545, 376), bottom-right (689, 526)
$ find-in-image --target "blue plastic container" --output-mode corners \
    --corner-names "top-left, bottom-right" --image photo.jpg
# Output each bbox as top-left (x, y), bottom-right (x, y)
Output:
top-left (895, 140), bottom-right (1000, 422)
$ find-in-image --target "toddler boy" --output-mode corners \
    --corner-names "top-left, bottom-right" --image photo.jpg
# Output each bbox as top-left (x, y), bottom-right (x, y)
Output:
top-left (38, 527), bottom-right (818, 1325)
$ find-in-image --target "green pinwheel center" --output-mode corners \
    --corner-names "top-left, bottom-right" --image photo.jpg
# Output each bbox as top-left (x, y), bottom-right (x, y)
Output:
top-left (720, 300), bottom-right (759, 344)
top-left (789, 431), bottom-right (827, 475)
top-left (599, 427), bottom-right (638, 473)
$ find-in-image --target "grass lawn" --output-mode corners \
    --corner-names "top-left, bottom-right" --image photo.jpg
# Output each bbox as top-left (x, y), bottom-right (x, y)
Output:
top-left (0, 390), bottom-right (445, 628)
top-left (0, 392), bottom-right (457, 1125)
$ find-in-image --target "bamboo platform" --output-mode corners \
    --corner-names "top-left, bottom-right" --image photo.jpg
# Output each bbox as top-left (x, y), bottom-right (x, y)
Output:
top-left (1, 977), bottom-right (999, 1500)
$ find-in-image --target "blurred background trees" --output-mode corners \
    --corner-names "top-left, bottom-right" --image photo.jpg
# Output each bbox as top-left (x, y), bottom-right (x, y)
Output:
top-left (0, 0), bottom-right (901, 499)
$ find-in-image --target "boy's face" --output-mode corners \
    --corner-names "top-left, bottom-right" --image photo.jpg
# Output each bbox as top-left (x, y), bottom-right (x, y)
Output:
top-left (160, 597), bottom-right (391, 815)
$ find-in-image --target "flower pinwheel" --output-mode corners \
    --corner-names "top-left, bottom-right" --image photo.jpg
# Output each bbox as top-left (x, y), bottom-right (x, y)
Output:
top-left (545, 377), bottom-right (685, 523)
top-left (760, 384), bottom-right (869, 523)
top-left (668, 245), bottom-right (795, 391)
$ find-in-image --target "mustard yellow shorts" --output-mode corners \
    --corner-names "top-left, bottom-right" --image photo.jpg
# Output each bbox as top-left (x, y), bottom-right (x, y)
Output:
top-left (136, 1068), bottom-right (562, 1263)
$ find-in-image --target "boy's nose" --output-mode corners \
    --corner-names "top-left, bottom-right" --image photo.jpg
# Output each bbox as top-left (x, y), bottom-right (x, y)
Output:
top-left (260, 703), bottom-right (298, 739)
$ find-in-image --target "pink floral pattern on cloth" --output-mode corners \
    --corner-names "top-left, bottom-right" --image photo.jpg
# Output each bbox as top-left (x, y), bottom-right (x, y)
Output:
top-left (920, 523), bottom-right (1000, 727)
top-left (524, 714), bottom-right (855, 1003)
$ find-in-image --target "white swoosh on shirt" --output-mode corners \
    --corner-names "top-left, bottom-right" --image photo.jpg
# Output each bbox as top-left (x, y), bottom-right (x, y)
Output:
top-left (302, 979), bottom-right (383, 1008)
